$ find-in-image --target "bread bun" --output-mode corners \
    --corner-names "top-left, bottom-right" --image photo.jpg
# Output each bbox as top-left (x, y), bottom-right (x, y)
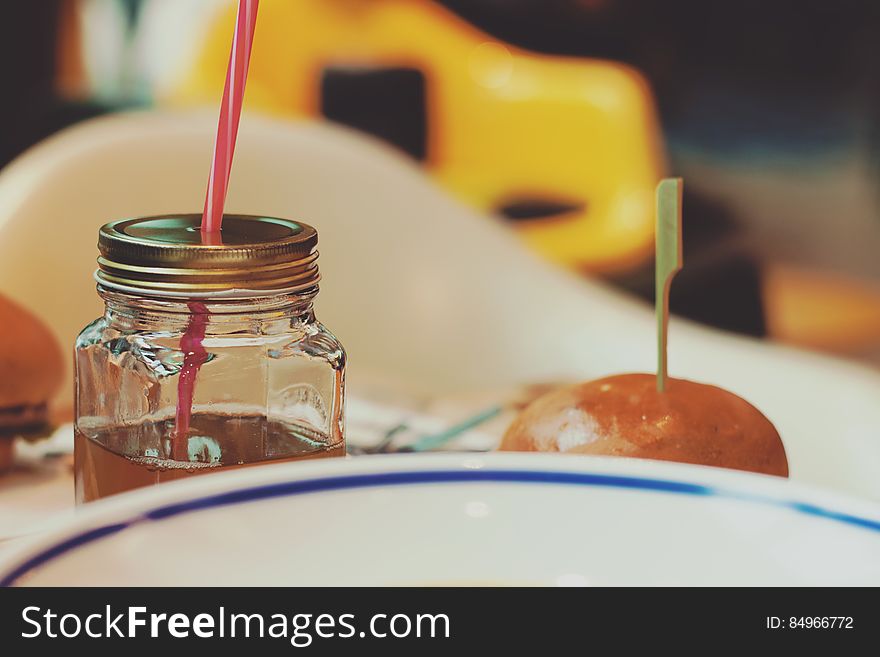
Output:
top-left (500, 373), bottom-right (788, 477)
top-left (0, 437), bottom-right (12, 472)
top-left (0, 294), bottom-right (63, 410)
top-left (0, 294), bottom-right (64, 471)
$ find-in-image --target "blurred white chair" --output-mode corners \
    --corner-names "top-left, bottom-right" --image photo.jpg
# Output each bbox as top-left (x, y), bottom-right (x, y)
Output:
top-left (0, 111), bottom-right (878, 499)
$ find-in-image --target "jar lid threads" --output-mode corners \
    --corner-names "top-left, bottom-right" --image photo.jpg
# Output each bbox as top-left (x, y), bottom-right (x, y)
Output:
top-left (96, 214), bottom-right (320, 297)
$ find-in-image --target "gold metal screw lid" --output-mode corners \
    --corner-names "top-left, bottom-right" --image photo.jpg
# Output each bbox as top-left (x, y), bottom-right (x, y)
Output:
top-left (96, 214), bottom-right (320, 297)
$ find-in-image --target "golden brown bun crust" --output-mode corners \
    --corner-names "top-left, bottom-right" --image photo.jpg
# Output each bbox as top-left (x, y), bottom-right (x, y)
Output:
top-left (0, 437), bottom-right (13, 472)
top-left (0, 294), bottom-right (64, 409)
top-left (500, 373), bottom-right (789, 477)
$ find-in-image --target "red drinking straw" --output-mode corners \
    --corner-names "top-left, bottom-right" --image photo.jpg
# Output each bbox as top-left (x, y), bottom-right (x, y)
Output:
top-left (172, 302), bottom-right (210, 460)
top-left (172, 0), bottom-right (260, 451)
top-left (201, 0), bottom-right (260, 235)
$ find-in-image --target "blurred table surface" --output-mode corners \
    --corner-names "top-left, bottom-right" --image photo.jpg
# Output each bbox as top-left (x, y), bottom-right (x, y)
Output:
top-left (0, 384), bottom-right (527, 547)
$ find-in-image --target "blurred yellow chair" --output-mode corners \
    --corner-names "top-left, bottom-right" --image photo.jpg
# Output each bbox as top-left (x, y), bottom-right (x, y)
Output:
top-left (167, 0), bottom-right (664, 274)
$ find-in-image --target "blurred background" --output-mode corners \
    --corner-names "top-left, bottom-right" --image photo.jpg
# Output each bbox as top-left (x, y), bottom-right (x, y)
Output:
top-left (4, 0), bottom-right (880, 363)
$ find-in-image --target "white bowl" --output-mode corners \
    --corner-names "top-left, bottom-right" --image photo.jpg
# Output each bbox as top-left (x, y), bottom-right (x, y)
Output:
top-left (2, 453), bottom-right (878, 586)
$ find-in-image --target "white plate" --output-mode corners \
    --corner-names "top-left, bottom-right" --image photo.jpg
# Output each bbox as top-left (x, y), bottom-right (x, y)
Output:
top-left (2, 453), bottom-right (879, 586)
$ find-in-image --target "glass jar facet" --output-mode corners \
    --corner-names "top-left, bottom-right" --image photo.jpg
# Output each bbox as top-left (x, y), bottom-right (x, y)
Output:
top-left (74, 288), bottom-right (345, 503)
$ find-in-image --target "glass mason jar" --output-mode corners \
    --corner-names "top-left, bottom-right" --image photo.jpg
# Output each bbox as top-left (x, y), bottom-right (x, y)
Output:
top-left (74, 215), bottom-right (346, 503)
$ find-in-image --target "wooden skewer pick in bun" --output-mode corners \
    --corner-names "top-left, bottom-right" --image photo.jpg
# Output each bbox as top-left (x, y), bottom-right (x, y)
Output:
top-left (500, 179), bottom-right (789, 477)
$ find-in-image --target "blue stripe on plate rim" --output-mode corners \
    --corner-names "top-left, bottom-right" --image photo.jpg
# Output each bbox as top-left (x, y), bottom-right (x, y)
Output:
top-left (2, 468), bottom-right (880, 586)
